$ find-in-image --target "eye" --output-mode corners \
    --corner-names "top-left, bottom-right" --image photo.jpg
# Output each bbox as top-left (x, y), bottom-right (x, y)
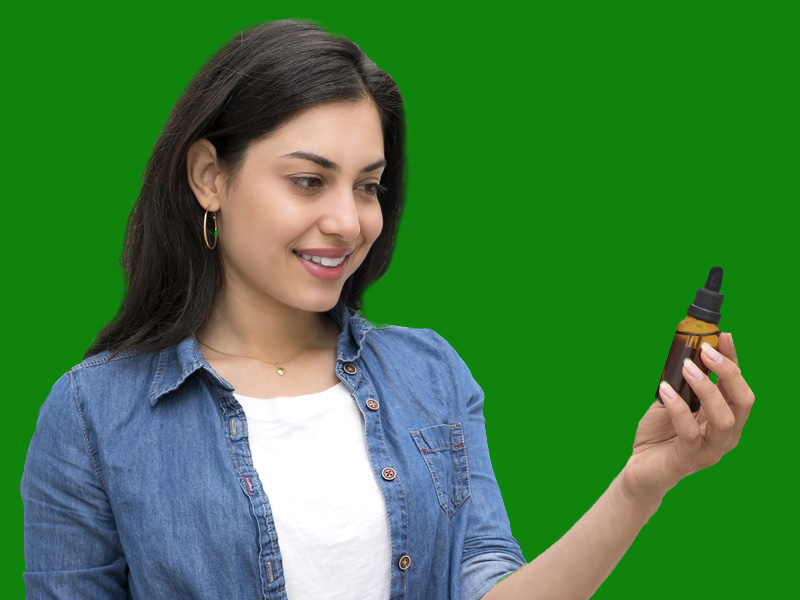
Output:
top-left (290, 176), bottom-right (324, 192)
top-left (357, 182), bottom-right (388, 198)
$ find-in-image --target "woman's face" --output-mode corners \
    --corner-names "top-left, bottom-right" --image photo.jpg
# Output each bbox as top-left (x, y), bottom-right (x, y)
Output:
top-left (211, 100), bottom-right (385, 313)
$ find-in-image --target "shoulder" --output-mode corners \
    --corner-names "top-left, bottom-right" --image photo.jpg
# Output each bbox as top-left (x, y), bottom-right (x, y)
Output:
top-left (367, 322), bottom-right (454, 354)
top-left (358, 319), bottom-right (479, 395)
top-left (60, 339), bottom-right (202, 411)
top-left (68, 346), bottom-right (163, 397)
top-left (362, 321), bottom-right (464, 366)
top-left (333, 304), bottom-right (461, 367)
top-left (36, 349), bottom-right (157, 410)
top-left (29, 351), bottom-right (160, 479)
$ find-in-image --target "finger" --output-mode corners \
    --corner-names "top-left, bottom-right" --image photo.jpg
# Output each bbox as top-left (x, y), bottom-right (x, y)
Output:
top-left (657, 381), bottom-right (701, 465)
top-left (718, 332), bottom-right (739, 369)
top-left (681, 358), bottom-right (735, 454)
top-left (700, 341), bottom-right (746, 404)
top-left (714, 333), bottom-right (744, 401)
top-left (699, 341), bottom-right (755, 439)
top-left (695, 405), bottom-right (707, 425)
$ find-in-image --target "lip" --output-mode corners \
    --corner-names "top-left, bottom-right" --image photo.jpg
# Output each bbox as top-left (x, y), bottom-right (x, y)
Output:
top-left (293, 248), bottom-right (354, 281)
top-left (294, 247), bottom-right (355, 258)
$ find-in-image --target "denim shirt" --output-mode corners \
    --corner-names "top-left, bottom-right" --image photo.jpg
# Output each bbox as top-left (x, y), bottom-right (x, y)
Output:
top-left (22, 305), bottom-right (526, 599)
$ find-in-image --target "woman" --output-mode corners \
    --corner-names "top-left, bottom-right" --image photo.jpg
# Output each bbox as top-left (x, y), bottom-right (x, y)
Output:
top-left (21, 19), bottom-right (754, 600)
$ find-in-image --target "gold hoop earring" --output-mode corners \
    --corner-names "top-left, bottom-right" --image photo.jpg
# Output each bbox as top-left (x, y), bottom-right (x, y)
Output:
top-left (204, 206), bottom-right (218, 250)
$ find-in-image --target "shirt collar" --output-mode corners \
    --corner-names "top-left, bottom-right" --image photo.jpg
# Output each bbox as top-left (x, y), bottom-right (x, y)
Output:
top-left (148, 303), bottom-right (372, 405)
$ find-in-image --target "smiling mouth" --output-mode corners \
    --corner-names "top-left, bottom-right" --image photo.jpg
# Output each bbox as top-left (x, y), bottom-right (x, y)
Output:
top-left (295, 252), bottom-right (347, 268)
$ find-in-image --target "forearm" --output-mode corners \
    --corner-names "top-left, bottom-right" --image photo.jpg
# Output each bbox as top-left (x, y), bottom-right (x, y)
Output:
top-left (482, 471), bottom-right (661, 600)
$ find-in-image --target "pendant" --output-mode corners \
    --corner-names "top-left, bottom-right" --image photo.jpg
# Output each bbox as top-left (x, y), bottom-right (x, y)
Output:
top-left (276, 366), bottom-right (286, 376)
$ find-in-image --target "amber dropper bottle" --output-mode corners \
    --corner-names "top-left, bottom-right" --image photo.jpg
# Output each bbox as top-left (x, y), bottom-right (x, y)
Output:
top-left (656, 267), bottom-right (724, 412)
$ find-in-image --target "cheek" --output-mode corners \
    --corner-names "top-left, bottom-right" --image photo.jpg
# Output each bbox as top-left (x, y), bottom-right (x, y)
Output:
top-left (348, 204), bottom-right (383, 274)
top-left (362, 203), bottom-right (384, 248)
top-left (222, 181), bottom-right (304, 247)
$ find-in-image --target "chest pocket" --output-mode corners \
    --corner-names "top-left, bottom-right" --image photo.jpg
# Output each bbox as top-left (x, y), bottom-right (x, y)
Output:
top-left (411, 423), bottom-right (471, 517)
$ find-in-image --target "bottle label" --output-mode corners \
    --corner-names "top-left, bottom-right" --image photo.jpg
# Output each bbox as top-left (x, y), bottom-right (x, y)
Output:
top-left (656, 329), bottom-right (721, 412)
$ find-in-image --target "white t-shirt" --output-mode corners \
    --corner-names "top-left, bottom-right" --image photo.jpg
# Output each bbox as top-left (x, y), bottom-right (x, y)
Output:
top-left (235, 383), bottom-right (392, 599)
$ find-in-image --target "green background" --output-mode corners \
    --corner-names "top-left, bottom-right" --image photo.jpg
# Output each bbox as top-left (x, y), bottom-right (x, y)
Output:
top-left (6, 1), bottom-right (797, 597)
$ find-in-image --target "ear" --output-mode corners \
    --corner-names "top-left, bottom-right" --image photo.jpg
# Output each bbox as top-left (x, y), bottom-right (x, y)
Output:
top-left (186, 139), bottom-right (225, 211)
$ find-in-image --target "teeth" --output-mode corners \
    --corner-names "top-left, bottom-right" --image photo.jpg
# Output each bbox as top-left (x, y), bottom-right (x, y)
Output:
top-left (299, 253), bottom-right (346, 268)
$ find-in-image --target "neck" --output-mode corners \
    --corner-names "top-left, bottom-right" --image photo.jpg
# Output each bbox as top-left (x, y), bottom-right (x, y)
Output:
top-left (196, 286), bottom-right (334, 361)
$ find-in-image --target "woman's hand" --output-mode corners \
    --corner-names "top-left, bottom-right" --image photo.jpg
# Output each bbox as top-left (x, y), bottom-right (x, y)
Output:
top-left (621, 332), bottom-right (755, 503)
top-left (484, 332), bottom-right (753, 600)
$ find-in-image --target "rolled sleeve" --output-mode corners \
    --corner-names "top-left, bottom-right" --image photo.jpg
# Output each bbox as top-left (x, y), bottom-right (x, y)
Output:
top-left (461, 551), bottom-right (525, 600)
top-left (432, 337), bottom-right (526, 599)
top-left (21, 371), bottom-right (128, 599)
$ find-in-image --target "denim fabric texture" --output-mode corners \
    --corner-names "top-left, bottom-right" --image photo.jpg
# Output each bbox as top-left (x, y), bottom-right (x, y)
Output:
top-left (22, 305), bottom-right (526, 599)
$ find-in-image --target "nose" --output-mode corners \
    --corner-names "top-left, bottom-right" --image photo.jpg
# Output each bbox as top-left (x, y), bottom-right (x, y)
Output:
top-left (318, 187), bottom-right (361, 241)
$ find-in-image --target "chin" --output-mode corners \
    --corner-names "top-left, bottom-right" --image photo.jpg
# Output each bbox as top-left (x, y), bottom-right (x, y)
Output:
top-left (295, 290), bottom-right (345, 313)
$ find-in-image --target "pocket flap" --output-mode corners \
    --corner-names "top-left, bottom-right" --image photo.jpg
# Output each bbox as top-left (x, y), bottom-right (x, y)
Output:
top-left (414, 423), bottom-right (459, 452)
top-left (411, 423), bottom-right (470, 517)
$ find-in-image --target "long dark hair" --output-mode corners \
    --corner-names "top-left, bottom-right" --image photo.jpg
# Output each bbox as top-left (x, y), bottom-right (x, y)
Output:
top-left (86, 20), bottom-right (406, 358)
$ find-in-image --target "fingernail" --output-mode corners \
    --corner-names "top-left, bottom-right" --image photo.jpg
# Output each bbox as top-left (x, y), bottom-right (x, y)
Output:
top-left (683, 358), bottom-right (704, 379)
top-left (729, 333), bottom-right (734, 347)
top-left (659, 381), bottom-right (677, 401)
top-left (701, 342), bottom-right (723, 363)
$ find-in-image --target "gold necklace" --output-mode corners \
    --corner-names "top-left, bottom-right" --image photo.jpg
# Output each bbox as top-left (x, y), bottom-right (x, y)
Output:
top-left (198, 328), bottom-right (323, 376)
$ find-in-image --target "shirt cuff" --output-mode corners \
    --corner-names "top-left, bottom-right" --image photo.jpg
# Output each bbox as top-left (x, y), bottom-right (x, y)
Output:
top-left (461, 551), bottom-right (527, 600)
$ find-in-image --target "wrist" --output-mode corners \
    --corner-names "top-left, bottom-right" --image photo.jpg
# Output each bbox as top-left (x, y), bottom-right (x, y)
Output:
top-left (614, 470), bottom-right (666, 517)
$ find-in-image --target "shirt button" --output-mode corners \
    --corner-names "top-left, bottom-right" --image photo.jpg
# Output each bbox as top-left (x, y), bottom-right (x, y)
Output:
top-left (366, 398), bottom-right (379, 411)
top-left (343, 363), bottom-right (357, 375)
top-left (381, 467), bottom-right (396, 481)
top-left (398, 555), bottom-right (411, 570)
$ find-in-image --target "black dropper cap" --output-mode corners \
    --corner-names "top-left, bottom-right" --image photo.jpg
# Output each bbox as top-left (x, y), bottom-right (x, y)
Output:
top-left (687, 267), bottom-right (724, 324)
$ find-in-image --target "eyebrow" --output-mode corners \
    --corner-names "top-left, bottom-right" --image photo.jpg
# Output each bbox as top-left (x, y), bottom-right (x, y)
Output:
top-left (281, 151), bottom-right (387, 174)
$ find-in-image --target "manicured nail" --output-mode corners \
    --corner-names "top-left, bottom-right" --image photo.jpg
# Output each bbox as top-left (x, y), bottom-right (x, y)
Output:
top-left (683, 358), bottom-right (704, 379)
top-left (659, 381), bottom-right (677, 401)
top-left (701, 342), bottom-right (723, 363)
